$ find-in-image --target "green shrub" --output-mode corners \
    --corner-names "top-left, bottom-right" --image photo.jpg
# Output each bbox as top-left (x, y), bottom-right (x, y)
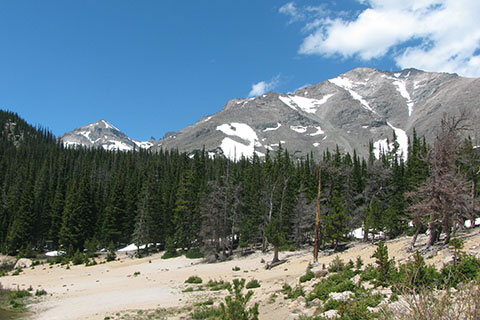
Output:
top-left (185, 275), bottom-right (203, 284)
top-left (35, 289), bottom-right (47, 296)
top-left (308, 270), bottom-right (356, 301)
top-left (195, 299), bottom-right (214, 307)
top-left (232, 266), bottom-right (240, 271)
top-left (186, 248), bottom-right (204, 259)
top-left (191, 306), bottom-right (222, 319)
top-left (355, 256), bottom-right (364, 270)
top-left (220, 279), bottom-right (259, 320)
top-left (161, 250), bottom-right (178, 259)
top-left (11, 268), bottom-right (22, 276)
top-left (105, 242), bottom-right (116, 262)
top-left (399, 251), bottom-right (440, 290)
top-left (281, 284), bottom-right (305, 300)
top-left (206, 279), bottom-right (231, 291)
top-left (245, 279), bottom-right (261, 289)
top-left (300, 270), bottom-right (315, 283)
top-left (441, 253), bottom-right (480, 287)
top-left (328, 256), bottom-right (346, 272)
top-left (72, 249), bottom-right (85, 265)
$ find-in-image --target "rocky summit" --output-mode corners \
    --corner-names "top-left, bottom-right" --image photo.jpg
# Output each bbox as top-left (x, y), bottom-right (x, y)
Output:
top-left (60, 119), bottom-right (154, 151)
top-left (61, 68), bottom-right (480, 160)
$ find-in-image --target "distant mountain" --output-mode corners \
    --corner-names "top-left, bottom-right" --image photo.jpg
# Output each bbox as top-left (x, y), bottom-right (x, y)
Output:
top-left (152, 68), bottom-right (480, 160)
top-left (60, 119), bottom-right (154, 151)
top-left (60, 68), bottom-right (480, 159)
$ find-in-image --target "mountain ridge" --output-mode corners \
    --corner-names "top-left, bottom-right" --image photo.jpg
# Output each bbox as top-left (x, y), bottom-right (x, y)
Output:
top-left (60, 67), bottom-right (480, 159)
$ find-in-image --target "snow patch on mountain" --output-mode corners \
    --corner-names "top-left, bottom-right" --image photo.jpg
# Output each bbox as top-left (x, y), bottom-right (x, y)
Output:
top-left (290, 125), bottom-right (308, 133)
top-left (387, 122), bottom-right (408, 161)
top-left (373, 123), bottom-right (408, 161)
top-left (216, 122), bottom-right (261, 161)
top-left (329, 77), bottom-right (376, 114)
top-left (279, 94), bottom-right (332, 114)
top-left (390, 78), bottom-right (414, 116)
top-left (309, 126), bottom-right (325, 136)
top-left (133, 140), bottom-right (153, 149)
top-left (263, 123), bottom-right (281, 132)
top-left (102, 141), bottom-right (133, 152)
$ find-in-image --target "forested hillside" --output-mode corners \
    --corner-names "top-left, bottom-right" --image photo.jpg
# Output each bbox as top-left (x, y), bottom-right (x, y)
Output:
top-left (0, 110), bottom-right (478, 257)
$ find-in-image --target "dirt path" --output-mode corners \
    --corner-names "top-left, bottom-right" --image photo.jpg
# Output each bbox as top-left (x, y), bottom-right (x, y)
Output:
top-left (1, 230), bottom-right (479, 320)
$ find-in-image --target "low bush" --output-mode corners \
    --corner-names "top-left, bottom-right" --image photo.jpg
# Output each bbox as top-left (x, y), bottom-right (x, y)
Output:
top-left (35, 289), bottom-right (47, 296)
top-left (161, 250), bottom-right (178, 259)
top-left (300, 269), bottom-right (315, 283)
top-left (185, 275), bottom-right (203, 284)
top-left (328, 256), bottom-right (346, 272)
top-left (281, 284), bottom-right (305, 300)
top-left (206, 279), bottom-right (231, 291)
top-left (245, 279), bottom-right (261, 289)
top-left (186, 248), bottom-right (204, 259)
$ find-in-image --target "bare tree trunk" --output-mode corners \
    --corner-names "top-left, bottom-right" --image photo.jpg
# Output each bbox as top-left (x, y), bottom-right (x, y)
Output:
top-left (263, 181), bottom-right (277, 252)
top-left (273, 246), bottom-right (279, 264)
top-left (427, 223), bottom-right (438, 247)
top-left (410, 225), bottom-right (421, 250)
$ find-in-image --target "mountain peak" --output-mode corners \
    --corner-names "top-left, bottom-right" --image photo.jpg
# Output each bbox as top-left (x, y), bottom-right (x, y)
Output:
top-left (60, 120), bottom-right (152, 151)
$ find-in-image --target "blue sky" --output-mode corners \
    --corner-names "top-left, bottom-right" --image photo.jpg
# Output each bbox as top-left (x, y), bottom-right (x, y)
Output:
top-left (1, 1), bottom-right (479, 141)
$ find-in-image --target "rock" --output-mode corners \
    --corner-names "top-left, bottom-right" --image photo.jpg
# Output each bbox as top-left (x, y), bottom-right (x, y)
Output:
top-left (443, 255), bottom-right (454, 265)
top-left (351, 274), bottom-right (361, 284)
top-left (296, 296), bottom-right (306, 304)
top-left (328, 291), bottom-right (353, 301)
top-left (14, 258), bottom-right (32, 269)
top-left (362, 281), bottom-right (375, 290)
top-left (321, 309), bottom-right (339, 319)
top-left (313, 269), bottom-right (328, 278)
top-left (310, 298), bottom-right (323, 307)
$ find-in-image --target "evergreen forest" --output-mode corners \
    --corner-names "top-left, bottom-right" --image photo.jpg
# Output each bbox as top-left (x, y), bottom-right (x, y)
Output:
top-left (0, 110), bottom-right (478, 257)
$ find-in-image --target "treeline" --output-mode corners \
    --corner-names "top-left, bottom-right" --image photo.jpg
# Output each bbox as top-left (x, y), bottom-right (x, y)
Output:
top-left (0, 110), bottom-right (478, 256)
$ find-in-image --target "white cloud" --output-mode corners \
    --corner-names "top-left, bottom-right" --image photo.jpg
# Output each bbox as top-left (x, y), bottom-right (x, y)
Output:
top-left (279, 2), bottom-right (327, 25)
top-left (248, 75), bottom-right (280, 97)
top-left (279, 2), bottom-right (304, 23)
top-left (286, 0), bottom-right (480, 77)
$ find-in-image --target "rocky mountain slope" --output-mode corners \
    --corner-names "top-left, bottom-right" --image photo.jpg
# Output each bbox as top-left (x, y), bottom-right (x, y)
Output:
top-left (154, 68), bottom-right (479, 160)
top-left (60, 119), bottom-right (153, 151)
top-left (61, 68), bottom-right (480, 160)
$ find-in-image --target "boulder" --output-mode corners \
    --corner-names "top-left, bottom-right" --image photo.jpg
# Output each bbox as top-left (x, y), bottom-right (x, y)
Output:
top-left (14, 258), bottom-right (32, 269)
top-left (328, 291), bottom-right (354, 301)
top-left (321, 309), bottom-right (339, 319)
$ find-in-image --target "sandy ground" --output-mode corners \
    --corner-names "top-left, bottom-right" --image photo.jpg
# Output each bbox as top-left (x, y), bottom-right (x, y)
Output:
top-left (1, 229), bottom-right (480, 320)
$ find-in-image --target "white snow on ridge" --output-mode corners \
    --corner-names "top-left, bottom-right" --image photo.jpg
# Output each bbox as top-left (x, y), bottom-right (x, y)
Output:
top-left (263, 123), bottom-right (281, 132)
top-left (102, 141), bottom-right (133, 152)
top-left (313, 142), bottom-right (320, 147)
top-left (217, 123), bottom-right (257, 143)
top-left (309, 126), bottom-right (324, 136)
top-left (216, 122), bottom-right (261, 161)
top-left (132, 140), bottom-right (153, 149)
top-left (290, 125), bottom-right (308, 133)
top-left (392, 79), bottom-right (414, 116)
top-left (79, 130), bottom-right (94, 143)
top-left (101, 120), bottom-right (120, 131)
top-left (329, 77), bottom-right (376, 114)
top-left (279, 94), bottom-right (333, 114)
